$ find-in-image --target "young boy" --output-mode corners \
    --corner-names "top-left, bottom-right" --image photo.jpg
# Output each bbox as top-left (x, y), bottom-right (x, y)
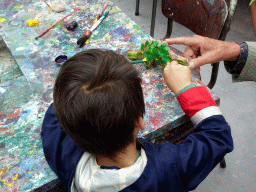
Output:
top-left (41, 49), bottom-right (233, 192)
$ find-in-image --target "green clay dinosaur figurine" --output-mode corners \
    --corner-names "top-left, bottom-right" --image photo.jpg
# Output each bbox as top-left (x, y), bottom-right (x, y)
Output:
top-left (127, 50), bottom-right (144, 60)
top-left (128, 40), bottom-right (188, 70)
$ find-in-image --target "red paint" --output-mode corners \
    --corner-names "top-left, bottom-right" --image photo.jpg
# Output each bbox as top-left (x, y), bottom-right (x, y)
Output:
top-left (150, 116), bottom-right (160, 128)
top-left (72, 7), bottom-right (82, 12)
top-left (32, 136), bottom-right (39, 140)
top-left (0, 127), bottom-right (8, 132)
top-left (0, 109), bottom-right (23, 121)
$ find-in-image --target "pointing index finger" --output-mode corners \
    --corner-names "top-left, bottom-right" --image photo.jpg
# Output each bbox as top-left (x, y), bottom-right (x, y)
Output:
top-left (165, 36), bottom-right (198, 47)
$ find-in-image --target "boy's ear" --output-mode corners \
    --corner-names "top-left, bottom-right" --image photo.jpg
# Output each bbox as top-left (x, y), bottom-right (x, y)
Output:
top-left (137, 116), bottom-right (145, 131)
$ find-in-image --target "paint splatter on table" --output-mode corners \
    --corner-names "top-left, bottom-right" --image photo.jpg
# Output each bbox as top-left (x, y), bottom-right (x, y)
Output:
top-left (0, 0), bottom-right (219, 191)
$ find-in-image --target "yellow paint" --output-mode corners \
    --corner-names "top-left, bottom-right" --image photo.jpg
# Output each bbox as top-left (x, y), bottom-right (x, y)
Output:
top-left (1, 179), bottom-right (12, 187)
top-left (0, 166), bottom-right (9, 176)
top-left (107, 35), bottom-right (111, 41)
top-left (38, 168), bottom-right (44, 173)
top-left (26, 19), bottom-right (39, 27)
top-left (94, 19), bottom-right (98, 23)
top-left (28, 150), bottom-right (34, 154)
top-left (0, 18), bottom-right (6, 22)
top-left (85, 39), bottom-right (90, 44)
top-left (12, 173), bottom-right (18, 181)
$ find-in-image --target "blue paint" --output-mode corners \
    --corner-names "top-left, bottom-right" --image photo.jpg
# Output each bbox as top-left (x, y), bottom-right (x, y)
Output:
top-left (109, 27), bottom-right (130, 37)
top-left (19, 110), bottom-right (31, 120)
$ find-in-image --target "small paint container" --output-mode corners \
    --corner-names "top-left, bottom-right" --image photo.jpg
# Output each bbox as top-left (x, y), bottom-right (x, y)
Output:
top-left (55, 55), bottom-right (67, 66)
top-left (65, 21), bottom-right (78, 31)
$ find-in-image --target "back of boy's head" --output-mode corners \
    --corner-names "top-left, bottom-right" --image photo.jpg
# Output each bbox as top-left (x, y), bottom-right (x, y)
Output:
top-left (53, 49), bottom-right (145, 158)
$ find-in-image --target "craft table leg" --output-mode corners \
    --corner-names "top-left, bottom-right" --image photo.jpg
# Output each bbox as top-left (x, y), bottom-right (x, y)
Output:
top-left (162, 18), bottom-right (174, 40)
top-left (220, 158), bottom-right (226, 168)
top-left (135, 0), bottom-right (140, 15)
top-left (150, 0), bottom-right (157, 37)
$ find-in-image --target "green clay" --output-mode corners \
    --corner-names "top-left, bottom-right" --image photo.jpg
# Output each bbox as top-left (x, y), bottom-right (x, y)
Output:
top-left (128, 40), bottom-right (188, 70)
top-left (127, 50), bottom-right (144, 60)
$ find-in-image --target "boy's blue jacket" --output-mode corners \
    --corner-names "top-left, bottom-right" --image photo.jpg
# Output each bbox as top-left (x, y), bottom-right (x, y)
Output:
top-left (41, 86), bottom-right (233, 192)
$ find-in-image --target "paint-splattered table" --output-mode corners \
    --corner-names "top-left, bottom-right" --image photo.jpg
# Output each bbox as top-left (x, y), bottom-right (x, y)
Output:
top-left (0, 0), bottom-right (219, 191)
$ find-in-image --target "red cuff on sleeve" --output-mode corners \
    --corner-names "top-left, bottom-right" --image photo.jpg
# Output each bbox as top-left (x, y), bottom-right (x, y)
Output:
top-left (177, 86), bottom-right (217, 118)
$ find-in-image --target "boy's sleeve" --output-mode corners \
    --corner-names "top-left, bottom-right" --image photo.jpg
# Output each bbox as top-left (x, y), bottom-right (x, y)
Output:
top-left (175, 85), bottom-right (234, 191)
top-left (41, 103), bottom-right (84, 192)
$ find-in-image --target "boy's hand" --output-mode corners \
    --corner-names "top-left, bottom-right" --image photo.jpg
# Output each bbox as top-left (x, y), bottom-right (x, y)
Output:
top-left (163, 61), bottom-right (192, 94)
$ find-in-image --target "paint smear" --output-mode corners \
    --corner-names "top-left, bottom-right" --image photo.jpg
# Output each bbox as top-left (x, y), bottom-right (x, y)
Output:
top-left (16, 47), bottom-right (26, 51)
top-left (0, 127), bottom-right (8, 132)
top-left (1, 179), bottom-right (12, 187)
top-left (0, 166), bottom-right (10, 176)
top-left (0, 18), bottom-right (6, 22)
top-left (12, 173), bottom-right (18, 181)
top-left (13, 5), bottom-right (21, 11)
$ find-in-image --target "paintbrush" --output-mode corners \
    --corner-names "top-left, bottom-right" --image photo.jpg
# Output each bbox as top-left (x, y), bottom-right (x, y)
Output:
top-left (77, 11), bottom-right (109, 48)
top-left (95, 2), bottom-right (109, 22)
top-left (35, 13), bottom-right (73, 39)
top-left (130, 59), bottom-right (145, 64)
top-left (43, 0), bottom-right (55, 12)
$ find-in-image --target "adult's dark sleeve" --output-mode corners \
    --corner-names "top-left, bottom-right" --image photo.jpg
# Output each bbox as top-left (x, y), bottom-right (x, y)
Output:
top-left (224, 42), bottom-right (248, 77)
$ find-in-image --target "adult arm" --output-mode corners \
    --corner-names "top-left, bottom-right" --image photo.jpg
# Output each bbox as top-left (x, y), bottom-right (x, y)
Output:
top-left (165, 35), bottom-right (240, 69)
top-left (166, 35), bottom-right (256, 82)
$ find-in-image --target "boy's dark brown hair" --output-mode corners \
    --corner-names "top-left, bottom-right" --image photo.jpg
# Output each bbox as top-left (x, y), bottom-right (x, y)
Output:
top-left (53, 49), bottom-right (145, 158)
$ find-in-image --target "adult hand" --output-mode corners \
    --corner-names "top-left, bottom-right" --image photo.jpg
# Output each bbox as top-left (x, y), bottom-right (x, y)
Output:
top-left (163, 61), bottom-right (192, 94)
top-left (165, 35), bottom-right (241, 70)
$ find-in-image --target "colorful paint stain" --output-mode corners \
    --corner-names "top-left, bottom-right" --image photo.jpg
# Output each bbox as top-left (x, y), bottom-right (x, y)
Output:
top-left (0, 0), bottom-right (220, 191)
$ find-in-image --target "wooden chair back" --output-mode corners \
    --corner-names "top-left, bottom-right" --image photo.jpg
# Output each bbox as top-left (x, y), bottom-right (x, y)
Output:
top-left (162, 0), bottom-right (228, 39)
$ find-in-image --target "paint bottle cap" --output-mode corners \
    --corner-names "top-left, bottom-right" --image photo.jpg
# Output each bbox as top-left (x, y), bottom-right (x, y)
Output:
top-left (55, 55), bottom-right (67, 66)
